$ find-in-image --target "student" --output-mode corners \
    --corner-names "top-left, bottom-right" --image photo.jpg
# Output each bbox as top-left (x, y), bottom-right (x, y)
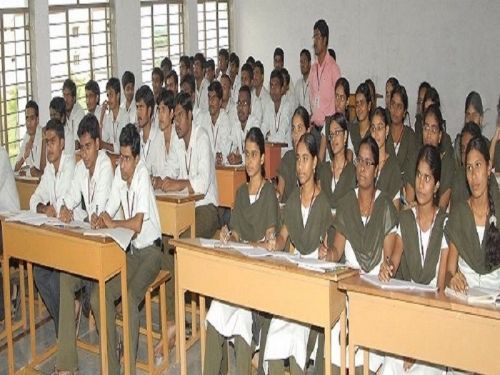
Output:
top-left (159, 91), bottom-right (219, 238)
top-left (135, 85), bottom-right (160, 174)
top-left (294, 49), bottom-right (312, 115)
top-left (180, 73), bottom-right (200, 122)
top-left (85, 79), bottom-right (101, 120)
top-left (151, 67), bottom-right (164, 103)
top-left (227, 85), bottom-right (261, 165)
top-left (15, 100), bottom-right (43, 177)
top-left (217, 48), bottom-right (230, 79)
top-left (165, 69), bottom-right (179, 95)
top-left (386, 84), bottom-right (417, 205)
top-left (491, 96), bottom-right (500, 172)
top-left (379, 145), bottom-right (448, 375)
top-left (281, 68), bottom-right (297, 110)
top-left (334, 77), bottom-right (350, 116)
top-left (0, 145), bottom-right (20, 212)
top-left (261, 69), bottom-right (293, 145)
top-left (91, 123), bottom-right (162, 375)
top-left (160, 56), bottom-right (172, 79)
top-left (30, 120), bottom-right (76, 337)
top-left (205, 127), bottom-right (279, 375)
top-left (44, 97), bottom-right (68, 170)
top-left (197, 80), bottom-right (232, 164)
top-left (308, 19), bottom-right (341, 129)
top-left (273, 47), bottom-right (285, 70)
top-left (364, 79), bottom-right (376, 116)
top-left (421, 104), bottom-right (455, 210)
top-left (220, 73), bottom-right (238, 124)
top-left (384, 77), bottom-right (399, 124)
top-left (63, 78), bottom-right (85, 149)
top-left (205, 58), bottom-right (216, 83)
top-left (55, 113), bottom-right (114, 374)
top-left (193, 52), bottom-right (209, 112)
top-left (121, 71), bottom-right (137, 125)
top-left (320, 136), bottom-right (398, 374)
top-left (445, 136), bottom-right (500, 295)
top-left (349, 82), bottom-right (373, 154)
top-left (179, 55), bottom-right (191, 82)
top-left (318, 112), bottom-right (356, 210)
top-left (240, 62), bottom-right (263, 124)
top-left (100, 77), bottom-right (129, 154)
top-left (413, 81), bottom-right (431, 146)
top-left (264, 133), bottom-right (332, 375)
top-left (369, 107), bottom-right (402, 208)
top-left (253, 60), bottom-right (272, 115)
top-left (277, 106), bottom-right (309, 203)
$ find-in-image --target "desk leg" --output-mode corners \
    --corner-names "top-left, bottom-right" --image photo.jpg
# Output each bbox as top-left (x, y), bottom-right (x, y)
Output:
top-left (2, 253), bottom-right (14, 375)
top-left (27, 263), bottom-right (36, 363)
top-left (98, 279), bottom-right (108, 375)
top-left (340, 308), bottom-right (346, 375)
top-left (325, 321), bottom-right (332, 375)
top-left (199, 296), bottom-right (206, 374)
top-left (363, 351), bottom-right (369, 375)
top-left (174, 251), bottom-right (181, 363)
top-left (349, 341), bottom-right (356, 374)
top-left (121, 266), bottom-right (131, 375)
top-left (19, 263), bottom-right (27, 330)
top-left (177, 256), bottom-right (187, 375)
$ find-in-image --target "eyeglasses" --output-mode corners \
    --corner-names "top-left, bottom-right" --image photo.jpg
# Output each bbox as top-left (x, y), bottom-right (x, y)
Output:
top-left (354, 157), bottom-right (376, 168)
top-left (327, 129), bottom-right (344, 141)
top-left (423, 124), bottom-right (440, 135)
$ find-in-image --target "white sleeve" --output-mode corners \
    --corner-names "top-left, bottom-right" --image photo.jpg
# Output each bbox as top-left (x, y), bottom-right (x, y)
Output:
top-left (29, 171), bottom-right (50, 212)
top-left (92, 159), bottom-right (113, 215)
top-left (63, 164), bottom-right (84, 210)
top-left (54, 159), bottom-right (75, 214)
top-left (105, 169), bottom-right (123, 217)
top-left (189, 131), bottom-right (213, 195)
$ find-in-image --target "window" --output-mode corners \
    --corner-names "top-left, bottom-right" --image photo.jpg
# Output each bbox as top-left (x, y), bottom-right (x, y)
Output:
top-left (49, 0), bottom-right (111, 109)
top-left (141, 0), bottom-right (184, 86)
top-left (0, 1), bottom-right (31, 161)
top-left (197, 0), bottom-right (229, 63)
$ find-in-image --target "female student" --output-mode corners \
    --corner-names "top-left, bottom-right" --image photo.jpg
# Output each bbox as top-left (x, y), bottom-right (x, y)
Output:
top-left (349, 82), bottom-right (373, 154)
top-left (204, 127), bottom-right (279, 375)
top-left (318, 112), bottom-right (356, 210)
top-left (320, 136), bottom-right (398, 374)
top-left (386, 84), bottom-right (417, 205)
top-left (276, 106), bottom-right (310, 203)
top-left (369, 107), bottom-right (402, 208)
top-left (264, 133), bottom-right (333, 374)
top-left (379, 145), bottom-right (448, 375)
top-left (334, 78), bottom-right (350, 116)
top-left (414, 81), bottom-right (431, 143)
top-left (421, 104), bottom-right (455, 210)
top-left (445, 136), bottom-right (500, 294)
top-left (384, 77), bottom-right (399, 124)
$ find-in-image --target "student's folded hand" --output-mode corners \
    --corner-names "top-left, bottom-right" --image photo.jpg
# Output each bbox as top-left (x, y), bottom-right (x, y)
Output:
top-left (45, 205), bottom-right (57, 218)
top-left (449, 270), bottom-right (468, 293)
top-left (227, 152), bottom-right (242, 165)
top-left (220, 225), bottom-right (231, 244)
top-left (90, 213), bottom-right (99, 229)
top-left (403, 357), bottom-right (415, 371)
top-left (59, 205), bottom-right (73, 223)
top-left (99, 212), bottom-right (113, 229)
top-left (378, 257), bottom-right (394, 282)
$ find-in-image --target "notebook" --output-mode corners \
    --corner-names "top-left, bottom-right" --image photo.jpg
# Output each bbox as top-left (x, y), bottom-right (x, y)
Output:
top-left (445, 287), bottom-right (500, 305)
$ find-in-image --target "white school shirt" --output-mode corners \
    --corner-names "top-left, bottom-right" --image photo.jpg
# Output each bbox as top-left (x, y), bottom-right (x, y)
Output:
top-left (63, 150), bottom-right (113, 220)
top-left (15, 125), bottom-right (43, 171)
top-left (250, 93), bottom-right (264, 124)
top-left (252, 87), bottom-right (272, 121)
top-left (102, 107), bottom-right (129, 154)
top-left (198, 110), bottom-right (232, 158)
top-left (230, 75), bottom-right (241, 105)
top-left (87, 104), bottom-right (101, 124)
top-left (195, 78), bottom-right (209, 112)
top-left (283, 89), bottom-right (297, 113)
top-left (222, 101), bottom-right (238, 126)
top-left (105, 159), bottom-right (161, 249)
top-left (30, 153), bottom-right (76, 216)
top-left (230, 114), bottom-right (261, 163)
top-left (0, 146), bottom-right (20, 212)
top-left (154, 125), bottom-right (182, 179)
top-left (64, 123), bottom-right (76, 156)
top-left (294, 76), bottom-right (311, 114)
top-left (140, 124), bottom-right (162, 175)
top-left (165, 125), bottom-right (218, 207)
top-left (121, 99), bottom-right (137, 125)
top-left (262, 98), bottom-right (293, 146)
top-left (67, 101), bottom-right (86, 139)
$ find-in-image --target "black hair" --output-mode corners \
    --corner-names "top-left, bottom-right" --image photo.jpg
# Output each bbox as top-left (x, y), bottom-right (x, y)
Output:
top-left (77, 113), bottom-right (100, 140)
top-left (335, 77), bottom-right (350, 98)
top-left (371, 106), bottom-right (389, 127)
top-left (45, 118), bottom-right (65, 140)
top-left (180, 73), bottom-right (196, 94)
top-left (327, 112), bottom-right (349, 158)
top-left (62, 78), bottom-right (77, 97)
top-left (246, 56), bottom-right (255, 66)
top-left (218, 48), bottom-right (229, 61)
top-left (245, 127), bottom-right (266, 177)
top-left (416, 145), bottom-right (441, 205)
top-left (152, 67), bottom-right (164, 83)
top-left (106, 77), bottom-right (121, 99)
top-left (160, 57), bottom-right (172, 72)
top-left (158, 88), bottom-right (176, 110)
top-left (281, 68), bottom-right (291, 86)
top-left (220, 73), bottom-right (232, 85)
top-left (461, 121), bottom-right (482, 139)
top-left (194, 52), bottom-right (206, 68)
top-left (328, 48), bottom-right (336, 61)
top-left (423, 86), bottom-right (441, 112)
top-left (391, 84), bottom-right (408, 111)
top-left (229, 52), bottom-right (240, 68)
top-left (121, 71), bottom-right (135, 88)
top-left (179, 55), bottom-right (191, 69)
top-left (358, 135), bottom-right (380, 167)
top-left (206, 58), bottom-right (215, 70)
top-left (292, 106), bottom-right (310, 131)
top-left (26, 100), bottom-right (39, 117)
top-left (355, 82), bottom-right (372, 111)
top-left (300, 49), bottom-right (311, 62)
top-left (134, 85), bottom-right (155, 119)
top-left (49, 97), bottom-right (66, 119)
top-left (273, 47), bottom-right (284, 59)
top-left (465, 91), bottom-right (484, 116)
top-left (208, 80), bottom-right (223, 100)
top-left (418, 81), bottom-right (431, 95)
top-left (119, 123), bottom-right (141, 157)
top-left (386, 77), bottom-right (399, 91)
top-left (465, 136), bottom-right (499, 269)
top-left (313, 19), bottom-right (329, 45)
top-left (297, 133), bottom-right (319, 181)
top-left (241, 63), bottom-right (253, 80)
top-left (175, 91), bottom-right (193, 114)
top-left (270, 69), bottom-right (284, 87)
top-left (166, 70), bottom-right (178, 86)
top-left (85, 80), bottom-right (100, 98)
top-left (254, 60), bottom-right (264, 76)
top-left (365, 79), bottom-right (376, 117)
top-left (239, 85), bottom-right (251, 99)
top-left (423, 104), bottom-right (445, 133)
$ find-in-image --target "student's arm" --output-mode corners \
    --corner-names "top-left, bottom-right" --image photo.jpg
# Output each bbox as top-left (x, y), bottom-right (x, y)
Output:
top-left (29, 173), bottom-right (53, 215)
top-left (29, 167), bottom-right (42, 178)
top-left (100, 211), bottom-right (144, 234)
top-left (436, 248), bottom-right (449, 292)
top-left (59, 166), bottom-right (82, 222)
top-left (490, 128), bottom-right (500, 163)
top-left (438, 188), bottom-right (451, 211)
top-left (265, 224), bottom-right (288, 252)
top-left (379, 233), bottom-right (401, 282)
top-left (319, 133), bottom-right (327, 162)
top-left (404, 182), bottom-right (416, 207)
top-left (445, 242), bottom-right (468, 293)
top-left (327, 231), bottom-right (347, 262)
top-left (39, 128), bottom-right (47, 173)
top-left (186, 131), bottom-right (213, 195)
top-left (161, 178), bottom-right (193, 194)
top-left (276, 176), bottom-right (285, 202)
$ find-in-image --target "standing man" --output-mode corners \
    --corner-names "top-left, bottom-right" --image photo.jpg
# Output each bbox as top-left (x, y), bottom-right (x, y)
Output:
top-left (295, 49), bottom-right (312, 114)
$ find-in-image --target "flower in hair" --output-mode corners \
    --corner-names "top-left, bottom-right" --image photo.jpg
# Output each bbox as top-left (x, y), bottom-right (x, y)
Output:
top-left (490, 215), bottom-right (497, 227)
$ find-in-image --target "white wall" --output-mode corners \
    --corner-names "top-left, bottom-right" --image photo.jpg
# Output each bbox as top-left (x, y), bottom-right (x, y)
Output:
top-left (232, 0), bottom-right (500, 139)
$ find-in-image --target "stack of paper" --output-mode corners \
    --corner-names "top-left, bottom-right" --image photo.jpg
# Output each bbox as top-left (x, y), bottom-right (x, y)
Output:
top-left (291, 257), bottom-right (344, 273)
top-left (6, 211), bottom-right (51, 226)
top-left (361, 274), bottom-right (436, 292)
top-left (155, 187), bottom-right (189, 198)
top-left (445, 287), bottom-right (500, 305)
top-left (84, 227), bottom-right (134, 251)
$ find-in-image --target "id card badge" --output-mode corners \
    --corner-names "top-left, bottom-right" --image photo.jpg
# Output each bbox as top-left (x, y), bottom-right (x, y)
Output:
top-left (314, 96), bottom-right (320, 109)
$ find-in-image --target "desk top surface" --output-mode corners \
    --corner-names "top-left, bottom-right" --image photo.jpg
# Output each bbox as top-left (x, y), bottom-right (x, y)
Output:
top-left (216, 165), bottom-right (246, 172)
top-left (155, 193), bottom-right (204, 204)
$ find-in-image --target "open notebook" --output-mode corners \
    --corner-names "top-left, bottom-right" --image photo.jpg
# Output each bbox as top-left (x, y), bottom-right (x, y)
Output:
top-left (361, 274), bottom-right (437, 292)
top-left (445, 287), bottom-right (500, 305)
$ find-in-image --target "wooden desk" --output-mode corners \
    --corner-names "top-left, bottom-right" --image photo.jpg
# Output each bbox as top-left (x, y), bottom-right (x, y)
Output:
top-left (338, 276), bottom-right (500, 374)
top-left (15, 176), bottom-right (39, 210)
top-left (265, 142), bottom-right (287, 179)
top-left (1, 220), bottom-right (131, 375)
top-left (216, 166), bottom-right (247, 208)
top-left (172, 238), bottom-right (358, 375)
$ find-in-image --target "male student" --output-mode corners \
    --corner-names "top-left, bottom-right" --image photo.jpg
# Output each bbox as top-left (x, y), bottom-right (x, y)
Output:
top-left (135, 85), bottom-right (161, 174)
top-left (100, 77), bottom-right (129, 154)
top-left (160, 56), bottom-right (172, 81)
top-left (197, 81), bottom-right (232, 165)
top-left (0, 145), bottom-right (20, 213)
top-left (240, 63), bottom-right (263, 124)
top-left (151, 67), bottom-right (164, 128)
top-left (179, 55), bottom-right (191, 82)
top-left (15, 100), bottom-right (43, 177)
top-left (253, 60), bottom-right (273, 118)
top-left (216, 48), bottom-right (229, 79)
top-left (85, 79), bottom-right (101, 120)
top-left (229, 52), bottom-right (241, 104)
top-left (180, 73), bottom-right (201, 123)
top-left (121, 71), bottom-right (137, 125)
top-left (62, 78), bottom-right (85, 149)
top-left (193, 52), bottom-right (209, 112)
top-left (220, 74), bottom-right (238, 124)
top-left (262, 69), bottom-right (293, 146)
top-left (294, 49), bottom-right (312, 114)
top-left (165, 70), bottom-right (179, 94)
top-left (30, 120), bottom-right (76, 336)
top-left (91, 123), bottom-right (162, 375)
top-left (205, 59), bottom-right (216, 83)
top-left (273, 47), bottom-right (285, 70)
top-left (55, 113), bottom-right (114, 374)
